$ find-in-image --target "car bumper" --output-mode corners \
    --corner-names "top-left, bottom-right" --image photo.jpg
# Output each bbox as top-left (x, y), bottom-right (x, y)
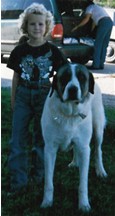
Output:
top-left (58, 43), bottom-right (93, 63)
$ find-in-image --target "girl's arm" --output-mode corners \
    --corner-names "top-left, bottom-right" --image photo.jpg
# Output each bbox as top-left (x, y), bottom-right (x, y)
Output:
top-left (11, 71), bottom-right (20, 110)
top-left (91, 21), bottom-right (96, 31)
top-left (71, 14), bottom-right (91, 32)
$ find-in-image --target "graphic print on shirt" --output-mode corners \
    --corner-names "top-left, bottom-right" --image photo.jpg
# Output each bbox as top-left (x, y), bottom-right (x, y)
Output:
top-left (19, 50), bottom-right (52, 83)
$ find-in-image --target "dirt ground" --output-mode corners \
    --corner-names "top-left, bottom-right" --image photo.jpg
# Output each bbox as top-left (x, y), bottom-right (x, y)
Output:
top-left (94, 73), bottom-right (115, 108)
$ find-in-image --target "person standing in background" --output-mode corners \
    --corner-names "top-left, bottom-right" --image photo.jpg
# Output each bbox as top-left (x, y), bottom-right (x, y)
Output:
top-left (72, 0), bottom-right (113, 70)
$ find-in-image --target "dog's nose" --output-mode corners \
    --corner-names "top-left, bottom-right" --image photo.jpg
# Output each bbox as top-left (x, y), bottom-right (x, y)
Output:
top-left (68, 86), bottom-right (78, 100)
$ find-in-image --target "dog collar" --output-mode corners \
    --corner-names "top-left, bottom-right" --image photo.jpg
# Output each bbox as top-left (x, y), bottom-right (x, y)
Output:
top-left (60, 111), bottom-right (87, 119)
top-left (52, 110), bottom-right (87, 123)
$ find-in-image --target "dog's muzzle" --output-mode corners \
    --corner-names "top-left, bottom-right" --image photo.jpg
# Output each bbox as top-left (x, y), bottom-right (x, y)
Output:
top-left (67, 86), bottom-right (78, 100)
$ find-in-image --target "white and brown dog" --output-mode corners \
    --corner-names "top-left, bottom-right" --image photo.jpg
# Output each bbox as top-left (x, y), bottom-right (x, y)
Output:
top-left (41, 63), bottom-right (107, 212)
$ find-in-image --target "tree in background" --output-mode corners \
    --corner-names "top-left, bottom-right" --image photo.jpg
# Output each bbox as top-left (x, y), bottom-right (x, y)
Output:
top-left (95, 0), bottom-right (115, 8)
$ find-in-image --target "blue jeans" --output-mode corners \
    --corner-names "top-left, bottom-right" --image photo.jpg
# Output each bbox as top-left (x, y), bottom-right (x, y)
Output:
top-left (8, 85), bottom-right (49, 190)
top-left (93, 17), bottom-right (113, 68)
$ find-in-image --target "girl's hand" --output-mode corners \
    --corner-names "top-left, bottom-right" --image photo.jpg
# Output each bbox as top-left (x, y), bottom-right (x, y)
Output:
top-left (11, 71), bottom-right (19, 111)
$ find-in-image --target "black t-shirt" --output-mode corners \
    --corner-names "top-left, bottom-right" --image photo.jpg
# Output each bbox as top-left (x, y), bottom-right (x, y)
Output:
top-left (7, 41), bottom-right (67, 83)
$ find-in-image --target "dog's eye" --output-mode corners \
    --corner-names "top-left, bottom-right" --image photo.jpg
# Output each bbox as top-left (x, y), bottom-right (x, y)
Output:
top-left (60, 72), bottom-right (71, 85)
top-left (78, 73), bottom-right (86, 82)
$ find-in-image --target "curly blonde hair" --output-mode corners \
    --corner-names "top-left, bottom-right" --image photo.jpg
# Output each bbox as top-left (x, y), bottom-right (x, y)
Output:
top-left (19, 3), bottom-right (54, 37)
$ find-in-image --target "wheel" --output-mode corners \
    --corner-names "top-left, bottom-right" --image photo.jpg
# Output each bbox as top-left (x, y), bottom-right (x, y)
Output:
top-left (106, 41), bottom-right (115, 63)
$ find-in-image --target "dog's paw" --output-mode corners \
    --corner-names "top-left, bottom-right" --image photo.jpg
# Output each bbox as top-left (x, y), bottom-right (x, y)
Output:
top-left (41, 199), bottom-right (53, 208)
top-left (68, 161), bottom-right (75, 168)
top-left (96, 167), bottom-right (108, 178)
top-left (68, 160), bottom-right (78, 168)
top-left (79, 202), bottom-right (91, 213)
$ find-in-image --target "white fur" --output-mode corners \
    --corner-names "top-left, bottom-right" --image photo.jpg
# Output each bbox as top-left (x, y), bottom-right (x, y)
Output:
top-left (41, 67), bottom-right (107, 212)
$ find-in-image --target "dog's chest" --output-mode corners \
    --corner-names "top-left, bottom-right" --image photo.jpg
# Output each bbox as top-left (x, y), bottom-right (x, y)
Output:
top-left (52, 118), bottom-right (82, 151)
top-left (55, 132), bottom-right (74, 151)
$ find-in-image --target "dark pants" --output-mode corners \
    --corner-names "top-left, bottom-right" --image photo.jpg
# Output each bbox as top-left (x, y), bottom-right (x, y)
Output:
top-left (93, 17), bottom-right (113, 68)
top-left (8, 85), bottom-right (49, 190)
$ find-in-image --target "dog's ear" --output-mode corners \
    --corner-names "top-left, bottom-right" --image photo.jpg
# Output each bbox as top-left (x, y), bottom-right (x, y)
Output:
top-left (89, 72), bottom-right (95, 94)
top-left (49, 62), bottom-right (69, 97)
top-left (49, 73), bottom-right (57, 97)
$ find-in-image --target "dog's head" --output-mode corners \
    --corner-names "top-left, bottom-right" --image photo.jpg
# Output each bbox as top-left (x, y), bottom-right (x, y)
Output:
top-left (50, 63), bottom-right (95, 103)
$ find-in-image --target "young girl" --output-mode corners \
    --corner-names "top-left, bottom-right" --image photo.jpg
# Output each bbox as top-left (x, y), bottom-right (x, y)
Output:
top-left (7, 3), bottom-right (67, 195)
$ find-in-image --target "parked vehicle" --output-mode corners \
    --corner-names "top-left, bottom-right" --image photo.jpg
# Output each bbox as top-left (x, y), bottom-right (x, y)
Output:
top-left (1, 0), bottom-right (115, 63)
top-left (104, 8), bottom-right (115, 63)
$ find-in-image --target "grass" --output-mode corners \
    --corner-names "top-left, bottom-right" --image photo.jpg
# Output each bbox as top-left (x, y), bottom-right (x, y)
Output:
top-left (1, 87), bottom-right (115, 216)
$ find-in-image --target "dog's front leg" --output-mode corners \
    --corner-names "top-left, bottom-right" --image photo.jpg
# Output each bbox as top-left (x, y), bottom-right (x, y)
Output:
top-left (41, 146), bottom-right (57, 208)
top-left (78, 145), bottom-right (91, 212)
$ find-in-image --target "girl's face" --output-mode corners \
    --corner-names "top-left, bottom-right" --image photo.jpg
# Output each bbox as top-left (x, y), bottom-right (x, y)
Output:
top-left (27, 14), bottom-right (46, 40)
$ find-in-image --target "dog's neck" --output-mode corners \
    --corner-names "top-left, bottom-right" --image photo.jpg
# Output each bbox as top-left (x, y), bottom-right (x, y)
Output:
top-left (59, 102), bottom-right (87, 119)
top-left (49, 93), bottom-right (88, 123)
top-left (51, 106), bottom-right (87, 124)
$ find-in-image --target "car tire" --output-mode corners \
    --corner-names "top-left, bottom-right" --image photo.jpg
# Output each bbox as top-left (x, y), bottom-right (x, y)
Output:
top-left (106, 41), bottom-right (115, 63)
